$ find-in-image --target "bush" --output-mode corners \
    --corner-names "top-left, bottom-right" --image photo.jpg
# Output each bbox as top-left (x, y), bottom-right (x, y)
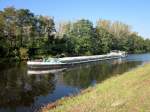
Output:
top-left (19, 47), bottom-right (28, 60)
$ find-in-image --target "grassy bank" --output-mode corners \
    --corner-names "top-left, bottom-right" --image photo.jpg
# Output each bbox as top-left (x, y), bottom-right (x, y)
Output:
top-left (42, 63), bottom-right (150, 112)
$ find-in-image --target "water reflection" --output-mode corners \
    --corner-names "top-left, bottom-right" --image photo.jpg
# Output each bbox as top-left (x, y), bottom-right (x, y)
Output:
top-left (0, 64), bottom-right (55, 111)
top-left (62, 60), bottom-right (142, 88)
top-left (0, 55), bottom-right (147, 112)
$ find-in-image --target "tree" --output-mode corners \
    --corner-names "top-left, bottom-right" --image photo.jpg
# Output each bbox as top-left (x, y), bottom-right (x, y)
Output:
top-left (16, 9), bottom-right (35, 47)
top-left (69, 19), bottom-right (94, 55)
top-left (94, 26), bottom-right (113, 54)
top-left (110, 21), bottom-right (131, 39)
top-left (0, 7), bottom-right (149, 62)
top-left (96, 19), bottom-right (111, 32)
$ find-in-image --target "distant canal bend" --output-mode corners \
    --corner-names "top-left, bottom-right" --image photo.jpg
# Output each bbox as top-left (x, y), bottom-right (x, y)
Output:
top-left (0, 53), bottom-right (150, 112)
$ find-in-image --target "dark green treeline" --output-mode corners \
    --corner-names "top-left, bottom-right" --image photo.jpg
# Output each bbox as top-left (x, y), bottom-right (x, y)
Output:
top-left (0, 7), bottom-right (150, 62)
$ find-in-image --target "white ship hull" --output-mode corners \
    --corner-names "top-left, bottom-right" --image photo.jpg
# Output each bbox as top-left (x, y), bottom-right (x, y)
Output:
top-left (27, 51), bottom-right (127, 69)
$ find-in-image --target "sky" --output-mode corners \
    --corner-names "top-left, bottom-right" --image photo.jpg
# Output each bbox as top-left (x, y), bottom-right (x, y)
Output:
top-left (0, 0), bottom-right (150, 38)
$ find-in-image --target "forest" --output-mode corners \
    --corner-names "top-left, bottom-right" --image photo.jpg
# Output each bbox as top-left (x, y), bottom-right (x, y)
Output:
top-left (0, 7), bottom-right (150, 62)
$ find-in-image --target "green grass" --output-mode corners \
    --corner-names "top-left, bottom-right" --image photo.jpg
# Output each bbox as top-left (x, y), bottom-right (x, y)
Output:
top-left (42, 63), bottom-right (150, 112)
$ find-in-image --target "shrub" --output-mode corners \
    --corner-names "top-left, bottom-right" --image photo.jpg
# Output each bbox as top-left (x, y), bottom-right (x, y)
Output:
top-left (19, 47), bottom-right (28, 60)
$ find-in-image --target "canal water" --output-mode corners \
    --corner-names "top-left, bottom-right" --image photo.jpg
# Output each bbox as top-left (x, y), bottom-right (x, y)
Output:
top-left (0, 54), bottom-right (150, 112)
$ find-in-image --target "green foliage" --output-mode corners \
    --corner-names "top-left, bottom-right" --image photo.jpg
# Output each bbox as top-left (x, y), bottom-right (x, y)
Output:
top-left (61, 19), bottom-right (95, 56)
top-left (93, 27), bottom-right (113, 54)
top-left (0, 7), bottom-right (150, 62)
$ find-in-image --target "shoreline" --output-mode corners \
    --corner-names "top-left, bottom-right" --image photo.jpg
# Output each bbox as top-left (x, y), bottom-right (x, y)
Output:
top-left (40, 63), bottom-right (150, 112)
